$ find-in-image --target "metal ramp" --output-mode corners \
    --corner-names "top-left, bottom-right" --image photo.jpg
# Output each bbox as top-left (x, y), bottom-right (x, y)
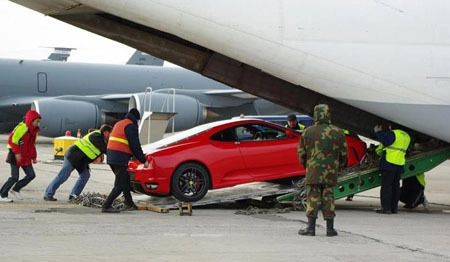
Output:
top-left (275, 146), bottom-right (450, 207)
top-left (133, 181), bottom-right (297, 210)
top-left (138, 87), bottom-right (177, 144)
top-left (132, 146), bottom-right (450, 210)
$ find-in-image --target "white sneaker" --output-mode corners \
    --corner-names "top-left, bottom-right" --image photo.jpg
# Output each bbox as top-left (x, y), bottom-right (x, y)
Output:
top-left (0, 197), bottom-right (13, 202)
top-left (10, 190), bottom-right (23, 200)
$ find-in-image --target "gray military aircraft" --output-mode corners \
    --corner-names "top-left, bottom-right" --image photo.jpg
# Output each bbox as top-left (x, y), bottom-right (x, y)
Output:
top-left (0, 49), bottom-right (293, 137)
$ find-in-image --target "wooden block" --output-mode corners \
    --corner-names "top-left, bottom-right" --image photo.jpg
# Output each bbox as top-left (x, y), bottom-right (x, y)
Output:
top-left (178, 202), bottom-right (193, 216)
top-left (147, 204), bottom-right (169, 213)
top-left (136, 204), bottom-right (169, 213)
top-left (136, 204), bottom-right (148, 211)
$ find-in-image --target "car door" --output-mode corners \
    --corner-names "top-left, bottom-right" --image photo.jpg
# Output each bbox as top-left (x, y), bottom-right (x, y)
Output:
top-left (236, 123), bottom-right (302, 180)
top-left (208, 127), bottom-right (250, 187)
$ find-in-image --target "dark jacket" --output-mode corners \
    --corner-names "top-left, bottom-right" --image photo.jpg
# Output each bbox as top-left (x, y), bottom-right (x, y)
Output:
top-left (66, 131), bottom-right (108, 173)
top-left (297, 104), bottom-right (347, 186)
top-left (106, 112), bottom-right (146, 166)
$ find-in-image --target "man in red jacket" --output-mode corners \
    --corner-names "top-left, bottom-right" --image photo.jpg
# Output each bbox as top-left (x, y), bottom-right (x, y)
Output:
top-left (0, 110), bottom-right (41, 202)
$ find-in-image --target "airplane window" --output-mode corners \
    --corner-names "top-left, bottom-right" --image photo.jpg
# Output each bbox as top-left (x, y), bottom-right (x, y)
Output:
top-left (37, 72), bottom-right (48, 93)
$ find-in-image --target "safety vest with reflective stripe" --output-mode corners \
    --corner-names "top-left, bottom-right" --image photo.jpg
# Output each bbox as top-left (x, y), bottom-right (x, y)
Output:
top-left (108, 119), bottom-right (132, 155)
top-left (383, 129), bottom-right (410, 166)
top-left (416, 173), bottom-right (426, 187)
top-left (74, 130), bottom-right (102, 160)
top-left (285, 123), bottom-right (305, 131)
top-left (7, 122), bottom-right (27, 150)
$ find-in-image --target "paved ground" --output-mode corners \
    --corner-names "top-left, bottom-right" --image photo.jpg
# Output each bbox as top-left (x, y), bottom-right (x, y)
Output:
top-left (0, 135), bottom-right (449, 262)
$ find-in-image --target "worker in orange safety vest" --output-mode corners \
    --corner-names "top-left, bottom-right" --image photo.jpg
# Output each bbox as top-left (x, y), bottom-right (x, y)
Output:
top-left (101, 108), bottom-right (148, 213)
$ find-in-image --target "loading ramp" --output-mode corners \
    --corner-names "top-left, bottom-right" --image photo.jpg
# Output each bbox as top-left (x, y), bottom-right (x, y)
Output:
top-left (275, 146), bottom-right (450, 208)
top-left (133, 146), bottom-right (450, 211)
top-left (133, 181), bottom-right (297, 210)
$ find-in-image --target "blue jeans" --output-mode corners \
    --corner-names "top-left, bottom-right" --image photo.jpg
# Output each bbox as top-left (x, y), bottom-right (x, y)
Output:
top-left (0, 164), bottom-right (36, 198)
top-left (44, 158), bottom-right (90, 198)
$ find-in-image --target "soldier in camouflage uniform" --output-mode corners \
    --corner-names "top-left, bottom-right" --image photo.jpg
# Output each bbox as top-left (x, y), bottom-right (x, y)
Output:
top-left (297, 104), bottom-right (347, 237)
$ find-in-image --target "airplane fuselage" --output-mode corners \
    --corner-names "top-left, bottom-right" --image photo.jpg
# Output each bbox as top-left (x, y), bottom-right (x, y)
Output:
top-left (0, 58), bottom-right (228, 97)
top-left (0, 58), bottom-right (293, 137)
top-left (9, 0), bottom-right (450, 143)
top-left (85, 0), bottom-right (449, 142)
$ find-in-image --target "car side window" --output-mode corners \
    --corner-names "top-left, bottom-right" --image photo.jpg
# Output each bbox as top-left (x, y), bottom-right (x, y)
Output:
top-left (236, 124), bottom-right (288, 141)
top-left (236, 126), bottom-right (254, 141)
top-left (210, 128), bottom-right (236, 142)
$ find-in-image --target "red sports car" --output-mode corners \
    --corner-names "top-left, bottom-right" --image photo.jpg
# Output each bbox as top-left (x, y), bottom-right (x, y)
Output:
top-left (128, 118), bottom-right (366, 202)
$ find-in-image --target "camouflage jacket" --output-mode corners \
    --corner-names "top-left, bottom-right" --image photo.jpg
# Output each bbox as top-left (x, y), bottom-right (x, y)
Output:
top-left (297, 104), bottom-right (348, 186)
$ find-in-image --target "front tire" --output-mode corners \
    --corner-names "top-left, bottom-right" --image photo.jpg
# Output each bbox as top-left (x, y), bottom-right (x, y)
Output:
top-left (171, 162), bottom-right (210, 202)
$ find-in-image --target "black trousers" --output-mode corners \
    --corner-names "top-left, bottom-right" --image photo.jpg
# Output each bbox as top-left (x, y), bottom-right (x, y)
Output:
top-left (400, 176), bottom-right (425, 208)
top-left (380, 169), bottom-right (401, 212)
top-left (102, 165), bottom-right (134, 208)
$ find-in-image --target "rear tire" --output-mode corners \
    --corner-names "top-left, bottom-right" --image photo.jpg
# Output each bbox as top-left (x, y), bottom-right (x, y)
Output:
top-left (171, 162), bottom-right (210, 202)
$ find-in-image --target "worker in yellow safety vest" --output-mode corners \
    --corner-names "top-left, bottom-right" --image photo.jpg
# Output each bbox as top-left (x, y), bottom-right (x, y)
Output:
top-left (286, 114), bottom-right (306, 132)
top-left (0, 110), bottom-right (41, 202)
top-left (44, 124), bottom-right (113, 201)
top-left (373, 122), bottom-right (411, 214)
top-left (400, 173), bottom-right (428, 209)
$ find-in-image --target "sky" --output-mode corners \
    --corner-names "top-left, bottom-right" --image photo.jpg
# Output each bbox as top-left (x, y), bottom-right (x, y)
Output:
top-left (0, 1), bottom-right (137, 64)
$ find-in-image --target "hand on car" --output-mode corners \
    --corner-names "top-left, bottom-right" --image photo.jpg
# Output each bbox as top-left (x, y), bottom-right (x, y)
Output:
top-left (373, 125), bottom-right (382, 133)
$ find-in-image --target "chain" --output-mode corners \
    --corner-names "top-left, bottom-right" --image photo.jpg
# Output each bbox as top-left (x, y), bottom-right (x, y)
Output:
top-left (235, 206), bottom-right (292, 215)
top-left (69, 192), bottom-right (125, 209)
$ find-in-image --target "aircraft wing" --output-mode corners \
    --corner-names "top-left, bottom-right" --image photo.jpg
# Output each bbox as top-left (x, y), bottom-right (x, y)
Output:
top-left (203, 89), bottom-right (257, 100)
top-left (101, 90), bottom-right (258, 102)
top-left (152, 88), bottom-right (258, 108)
top-left (98, 94), bottom-right (134, 101)
top-left (2, 90), bottom-right (291, 138)
top-left (0, 96), bottom-right (39, 108)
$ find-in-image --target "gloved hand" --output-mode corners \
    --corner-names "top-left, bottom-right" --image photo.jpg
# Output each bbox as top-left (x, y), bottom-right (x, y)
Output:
top-left (143, 161), bottom-right (149, 168)
top-left (373, 125), bottom-right (382, 133)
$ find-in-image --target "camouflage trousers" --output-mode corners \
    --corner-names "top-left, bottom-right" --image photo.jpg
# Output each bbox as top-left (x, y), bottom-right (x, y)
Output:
top-left (305, 184), bottom-right (336, 220)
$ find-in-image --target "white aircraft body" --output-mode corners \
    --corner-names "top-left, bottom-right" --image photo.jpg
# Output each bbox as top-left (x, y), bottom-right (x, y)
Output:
top-left (10, 0), bottom-right (450, 143)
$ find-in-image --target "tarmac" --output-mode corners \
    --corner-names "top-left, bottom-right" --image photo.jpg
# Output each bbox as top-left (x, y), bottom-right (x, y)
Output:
top-left (0, 135), bottom-right (450, 262)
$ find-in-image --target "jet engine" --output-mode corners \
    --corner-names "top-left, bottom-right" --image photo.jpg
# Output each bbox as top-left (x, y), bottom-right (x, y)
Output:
top-left (129, 92), bottom-right (207, 132)
top-left (32, 99), bottom-right (106, 137)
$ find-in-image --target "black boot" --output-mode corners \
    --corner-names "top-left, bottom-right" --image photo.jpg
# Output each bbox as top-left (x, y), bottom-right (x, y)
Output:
top-left (326, 219), bottom-right (338, 237)
top-left (298, 217), bottom-right (316, 236)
